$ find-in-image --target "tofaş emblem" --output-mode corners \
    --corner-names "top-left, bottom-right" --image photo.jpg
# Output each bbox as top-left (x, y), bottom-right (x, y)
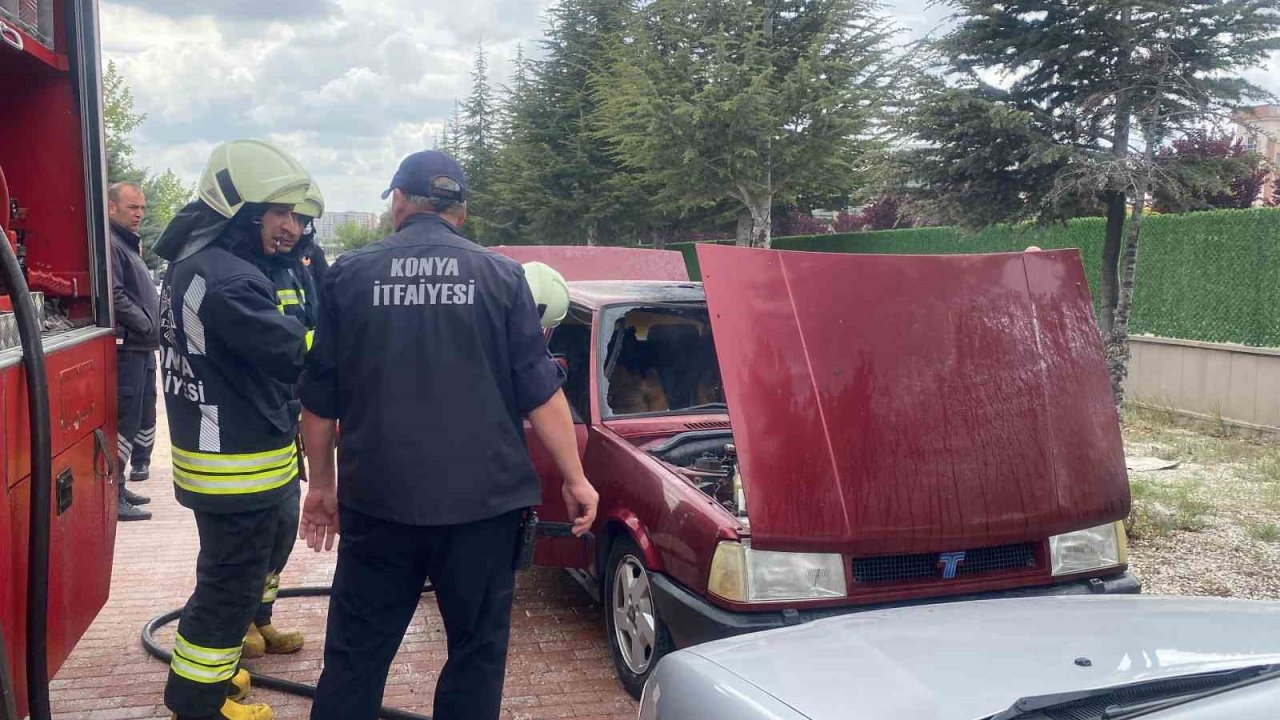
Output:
top-left (937, 551), bottom-right (967, 580)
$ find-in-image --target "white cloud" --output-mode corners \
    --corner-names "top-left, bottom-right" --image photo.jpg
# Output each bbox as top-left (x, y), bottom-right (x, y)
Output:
top-left (103, 0), bottom-right (1280, 214)
top-left (103, 0), bottom-right (550, 213)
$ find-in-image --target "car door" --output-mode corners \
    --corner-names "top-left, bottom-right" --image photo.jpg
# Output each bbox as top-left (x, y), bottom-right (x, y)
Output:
top-left (526, 309), bottom-right (594, 568)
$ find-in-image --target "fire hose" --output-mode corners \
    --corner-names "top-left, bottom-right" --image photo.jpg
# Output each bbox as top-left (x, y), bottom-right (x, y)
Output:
top-left (0, 207), bottom-right (54, 720)
top-left (139, 518), bottom-right (587, 720)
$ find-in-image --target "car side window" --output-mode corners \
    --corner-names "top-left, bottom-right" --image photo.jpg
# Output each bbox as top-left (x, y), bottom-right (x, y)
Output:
top-left (547, 313), bottom-right (592, 423)
top-left (602, 306), bottom-right (725, 417)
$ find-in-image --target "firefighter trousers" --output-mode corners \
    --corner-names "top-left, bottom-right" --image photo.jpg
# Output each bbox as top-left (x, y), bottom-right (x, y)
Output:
top-left (115, 349), bottom-right (154, 481)
top-left (310, 506), bottom-right (524, 720)
top-left (254, 485), bottom-right (301, 626)
top-left (130, 352), bottom-right (157, 470)
top-left (164, 498), bottom-right (293, 717)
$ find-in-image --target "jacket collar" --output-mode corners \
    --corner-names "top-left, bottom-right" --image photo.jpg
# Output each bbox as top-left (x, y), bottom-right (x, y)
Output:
top-left (111, 222), bottom-right (142, 251)
top-left (400, 212), bottom-right (465, 238)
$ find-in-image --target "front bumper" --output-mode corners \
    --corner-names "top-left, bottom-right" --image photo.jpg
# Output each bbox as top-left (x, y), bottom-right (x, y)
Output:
top-left (650, 571), bottom-right (1142, 649)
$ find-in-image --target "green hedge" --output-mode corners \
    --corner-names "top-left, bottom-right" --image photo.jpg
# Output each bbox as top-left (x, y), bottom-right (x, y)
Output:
top-left (670, 208), bottom-right (1280, 347)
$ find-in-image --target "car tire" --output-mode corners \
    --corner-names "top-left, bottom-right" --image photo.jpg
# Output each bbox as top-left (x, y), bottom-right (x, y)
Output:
top-left (604, 536), bottom-right (673, 699)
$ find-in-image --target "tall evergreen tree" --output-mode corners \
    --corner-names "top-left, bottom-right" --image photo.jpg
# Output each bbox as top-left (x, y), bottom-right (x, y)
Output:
top-left (443, 101), bottom-right (465, 159)
top-left (901, 0), bottom-right (1280, 404)
top-left (496, 44), bottom-right (530, 146)
top-left (595, 0), bottom-right (894, 248)
top-left (462, 42), bottom-right (501, 242)
top-left (492, 0), bottom-right (652, 245)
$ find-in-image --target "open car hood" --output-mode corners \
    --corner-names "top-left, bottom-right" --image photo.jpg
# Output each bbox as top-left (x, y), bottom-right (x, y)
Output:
top-left (698, 245), bottom-right (1128, 554)
top-left (489, 245), bottom-right (689, 281)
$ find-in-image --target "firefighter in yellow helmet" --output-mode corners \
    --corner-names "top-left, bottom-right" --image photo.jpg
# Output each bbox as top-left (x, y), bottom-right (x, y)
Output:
top-left (153, 139), bottom-right (312, 720)
top-left (239, 181), bottom-right (325, 661)
top-left (521, 261), bottom-right (569, 329)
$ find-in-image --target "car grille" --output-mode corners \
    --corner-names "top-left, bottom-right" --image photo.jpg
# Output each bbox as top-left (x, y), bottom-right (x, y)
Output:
top-left (852, 543), bottom-right (1037, 584)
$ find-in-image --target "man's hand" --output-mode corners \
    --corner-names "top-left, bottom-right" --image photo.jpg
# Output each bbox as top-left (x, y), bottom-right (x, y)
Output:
top-left (299, 487), bottom-right (339, 552)
top-left (561, 476), bottom-right (598, 537)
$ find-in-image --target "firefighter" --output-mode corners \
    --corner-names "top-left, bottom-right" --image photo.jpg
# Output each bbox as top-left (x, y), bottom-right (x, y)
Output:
top-left (297, 150), bottom-right (598, 720)
top-left (107, 180), bottom-right (157, 521)
top-left (152, 139), bottom-right (312, 720)
top-left (270, 181), bottom-right (321, 347)
top-left (240, 182), bottom-right (325, 660)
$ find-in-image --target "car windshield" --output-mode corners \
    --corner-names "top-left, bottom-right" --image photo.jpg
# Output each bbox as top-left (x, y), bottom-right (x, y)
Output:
top-left (600, 304), bottom-right (725, 418)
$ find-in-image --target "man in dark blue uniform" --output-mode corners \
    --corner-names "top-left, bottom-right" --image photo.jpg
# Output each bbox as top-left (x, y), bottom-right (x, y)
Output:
top-left (298, 150), bottom-right (598, 720)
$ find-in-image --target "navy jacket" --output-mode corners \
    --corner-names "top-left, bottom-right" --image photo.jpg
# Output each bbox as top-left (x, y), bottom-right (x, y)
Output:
top-left (110, 224), bottom-right (160, 351)
top-left (300, 213), bottom-right (564, 526)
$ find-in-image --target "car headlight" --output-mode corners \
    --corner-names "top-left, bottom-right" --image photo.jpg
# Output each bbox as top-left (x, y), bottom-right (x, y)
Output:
top-left (708, 541), bottom-right (847, 603)
top-left (1050, 521), bottom-right (1127, 576)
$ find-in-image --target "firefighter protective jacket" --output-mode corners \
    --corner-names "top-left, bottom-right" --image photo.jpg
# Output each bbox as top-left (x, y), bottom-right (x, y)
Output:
top-left (159, 221), bottom-right (308, 513)
top-left (268, 235), bottom-right (319, 348)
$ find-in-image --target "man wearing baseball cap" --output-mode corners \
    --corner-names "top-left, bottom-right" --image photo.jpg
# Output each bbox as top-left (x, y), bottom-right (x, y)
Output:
top-left (298, 150), bottom-right (598, 720)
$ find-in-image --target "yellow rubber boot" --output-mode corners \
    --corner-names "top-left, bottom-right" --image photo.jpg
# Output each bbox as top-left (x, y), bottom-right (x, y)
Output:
top-left (226, 668), bottom-right (251, 701)
top-left (216, 699), bottom-right (273, 720)
top-left (242, 625), bottom-right (266, 659)
top-left (258, 623), bottom-right (304, 654)
top-left (171, 698), bottom-right (273, 720)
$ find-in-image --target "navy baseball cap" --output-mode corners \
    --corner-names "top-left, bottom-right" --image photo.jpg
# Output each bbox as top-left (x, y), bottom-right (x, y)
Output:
top-left (380, 150), bottom-right (468, 202)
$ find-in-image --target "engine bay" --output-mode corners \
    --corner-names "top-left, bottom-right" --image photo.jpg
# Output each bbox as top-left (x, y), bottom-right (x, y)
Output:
top-left (646, 430), bottom-right (746, 519)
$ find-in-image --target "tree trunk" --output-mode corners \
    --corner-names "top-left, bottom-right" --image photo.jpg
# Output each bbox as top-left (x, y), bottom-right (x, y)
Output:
top-left (586, 223), bottom-right (599, 247)
top-left (1107, 106), bottom-right (1159, 408)
top-left (1099, 7), bottom-right (1134, 338)
top-left (735, 207), bottom-right (753, 246)
top-left (754, 1), bottom-right (778, 251)
top-left (748, 196), bottom-right (772, 249)
top-left (649, 228), bottom-right (665, 250)
top-left (1106, 191), bottom-right (1144, 408)
top-left (1099, 191), bottom-right (1126, 336)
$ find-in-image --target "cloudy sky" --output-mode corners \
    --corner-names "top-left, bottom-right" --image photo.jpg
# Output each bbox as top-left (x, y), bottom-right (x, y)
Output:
top-left (102, 0), bottom-right (1277, 215)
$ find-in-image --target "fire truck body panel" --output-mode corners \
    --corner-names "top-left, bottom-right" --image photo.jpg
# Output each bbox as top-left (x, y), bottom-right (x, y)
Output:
top-left (0, 1), bottom-right (119, 716)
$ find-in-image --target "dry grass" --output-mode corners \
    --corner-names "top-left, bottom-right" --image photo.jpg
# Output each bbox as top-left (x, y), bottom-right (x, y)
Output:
top-left (1127, 475), bottom-right (1211, 539)
top-left (1246, 521), bottom-right (1280, 543)
top-left (1122, 404), bottom-right (1280, 599)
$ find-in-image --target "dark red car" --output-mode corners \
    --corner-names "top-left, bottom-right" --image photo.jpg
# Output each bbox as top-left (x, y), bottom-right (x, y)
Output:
top-left (497, 245), bottom-right (1137, 697)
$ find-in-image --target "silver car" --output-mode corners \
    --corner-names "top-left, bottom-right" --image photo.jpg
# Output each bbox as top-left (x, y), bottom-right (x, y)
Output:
top-left (639, 596), bottom-right (1280, 719)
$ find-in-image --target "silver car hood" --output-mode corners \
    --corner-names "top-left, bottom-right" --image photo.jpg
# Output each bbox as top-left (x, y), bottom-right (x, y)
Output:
top-left (683, 596), bottom-right (1280, 720)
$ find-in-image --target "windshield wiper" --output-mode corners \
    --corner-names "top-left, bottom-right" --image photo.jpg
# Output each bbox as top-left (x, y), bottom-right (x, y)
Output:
top-left (1101, 665), bottom-right (1280, 719)
top-left (989, 664), bottom-right (1280, 720)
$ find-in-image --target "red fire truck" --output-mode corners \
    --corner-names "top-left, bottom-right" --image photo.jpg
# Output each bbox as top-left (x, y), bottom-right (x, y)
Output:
top-left (0, 1), bottom-right (119, 719)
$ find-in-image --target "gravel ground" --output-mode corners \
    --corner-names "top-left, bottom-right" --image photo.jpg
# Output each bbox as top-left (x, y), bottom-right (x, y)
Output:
top-left (1123, 407), bottom-right (1280, 600)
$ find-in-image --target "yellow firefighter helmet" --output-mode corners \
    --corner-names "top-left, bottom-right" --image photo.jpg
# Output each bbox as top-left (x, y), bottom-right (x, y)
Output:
top-left (523, 261), bottom-right (569, 329)
top-left (197, 139), bottom-right (311, 219)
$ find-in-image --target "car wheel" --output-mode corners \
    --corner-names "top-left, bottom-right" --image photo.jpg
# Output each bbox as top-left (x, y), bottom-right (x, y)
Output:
top-left (604, 536), bottom-right (673, 699)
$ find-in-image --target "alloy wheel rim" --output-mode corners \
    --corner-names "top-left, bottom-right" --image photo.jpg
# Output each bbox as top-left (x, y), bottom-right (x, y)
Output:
top-left (612, 555), bottom-right (657, 674)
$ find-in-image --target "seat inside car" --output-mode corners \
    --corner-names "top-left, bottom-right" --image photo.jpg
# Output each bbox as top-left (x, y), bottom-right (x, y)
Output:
top-left (645, 323), bottom-right (703, 409)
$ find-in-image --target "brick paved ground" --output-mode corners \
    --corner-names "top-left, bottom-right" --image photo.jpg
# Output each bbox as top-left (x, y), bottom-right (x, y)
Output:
top-left (50, 396), bottom-right (637, 720)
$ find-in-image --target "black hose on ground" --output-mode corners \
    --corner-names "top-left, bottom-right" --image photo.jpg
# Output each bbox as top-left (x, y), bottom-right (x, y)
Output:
top-left (0, 235), bottom-right (54, 720)
top-left (141, 586), bottom-right (434, 720)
